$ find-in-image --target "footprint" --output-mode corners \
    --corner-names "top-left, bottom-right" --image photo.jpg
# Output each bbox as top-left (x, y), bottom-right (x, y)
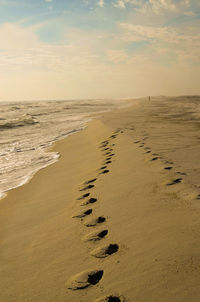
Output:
top-left (164, 167), bottom-right (173, 170)
top-left (105, 152), bottom-right (111, 155)
top-left (83, 229), bottom-right (108, 242)
top-left (103, 148), bottom-right (109, 151)
top-left (80, 184), bottom-right (94, 191)
top-left (100, 145), bottom-right (108, 149)
top-left (167, 178), bottom-right (182, 186)
top-left (95, 295), bottom-right (125, 302)
top-left (73, 209), bottom-right (93, 218)
top-left (101, 141), bottom-right (108, 145)
top-left (151, 157), bottom-right (158, 161)
top-left (165, 160), bottom-right (173, 165)
top-left (100, 142), bottom-right (109, 148)
top-left (67, 269), bottom-right (103, 290)
top-left (77, 193), bottom-right (90, 200)
top-left (81, 197), bottom-right (97, 206)
top-left (100, 166), bottom-right (107, 170)
top-left (101, 170), bottom-right (109, 174)
top-left (91, 243), bottom-right (119, 258)
top-left (144, 147), bottom-right (150, 150)
top-left (134, 140), bottom-right (140, 144)
top-left (145, 151), bottom-right (151, 154)
top-left (110, 135), bottom-right (117, 139)
top-left (85, 178), bottom-right (97, 185)
top-left (176, 171), bottom-right (187, 175)
top-left (104, 154), bottom-right (114, 160)
top-left (85, 216), bottom-right (106, 227)
top-left (105, 161), bottom-right (112, 164)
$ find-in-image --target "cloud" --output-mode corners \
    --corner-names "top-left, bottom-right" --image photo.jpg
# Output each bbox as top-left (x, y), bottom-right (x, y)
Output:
top-left (0, 2), bottom-right (199, 101)
top-left (0, 0), bottom-right (17, 5)
top-left (119, 22), bottom-right (200, 65)
top-left (97, 0), bottom-right (104, 7)
top-left (120, 23), bottom-right (196, 44)
top-left (125, 0), bottom-right (195, 16)
top-left (113, 0), bottom-right (126, 8)
top-left (120, 23), bottom-right (178, 43)
top-left (106, 49), bottom-right (128, 62)
top-left (184, 10), bottom-right (195, 16)
top-left (149, 0), bottom-right (176, 13)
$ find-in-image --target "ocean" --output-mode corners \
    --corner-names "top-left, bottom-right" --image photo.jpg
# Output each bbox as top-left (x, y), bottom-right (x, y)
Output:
top-left (0, 99), bottom-right (130, 199)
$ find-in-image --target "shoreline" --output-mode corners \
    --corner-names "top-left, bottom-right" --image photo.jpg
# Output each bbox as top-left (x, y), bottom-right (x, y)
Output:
top-left (1, 97), bottom-right (200, 302)
top-left (0, 99), bottom-right (135, 203)
top-left (0, 98), bottom-right (134, 203)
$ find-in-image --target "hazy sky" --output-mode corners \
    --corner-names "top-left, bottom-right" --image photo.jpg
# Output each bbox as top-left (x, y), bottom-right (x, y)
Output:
top-left (0, 0), bottom-right (199, 100)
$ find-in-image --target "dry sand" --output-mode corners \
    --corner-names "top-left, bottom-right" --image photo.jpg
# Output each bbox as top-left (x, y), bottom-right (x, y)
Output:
top-left (1, 96), bottom-right (200, 302)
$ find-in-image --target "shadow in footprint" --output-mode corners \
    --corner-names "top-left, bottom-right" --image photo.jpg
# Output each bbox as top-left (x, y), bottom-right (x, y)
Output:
top-left (105, 161), bottom-right (112, 164)
top-left (164, 167), bottom-right (173, 170)
top-left (95, 295), bottom-right (125, 302)
top-left (151, 157), bottom-right (158, 161)
top-left (80, 184), bottom-right (94, 191)
top-left (77, 193), bottom-right (90, 200)
top-left (146, 151), bottom-right (151, 154)
top-left (101, 170), bottom-right (109, 174)
top-left (84, 229), bottom-right (108, 242)
top-left (165, 160), bottom-right (174, 165)
top-left (73, 209), bottom-right (92, 218)
top-left (81, 197), bottom-right (97, 206)
top-left (101, 141), bottom-right (108, 145)
top-left (91, 243), bottom-right (119, 258)
top-left (100, 142), bottom-right (109, 149)
top-left (167, 178), bottom-right (182, 186)
top-left (85, 216), bottom-right (106, 227)
top-left (100, 166), bottom-right (107, 170)
top-left (67, 270), bottom-right (103, 290)
top-left (176, 171), bottom-right (187, 175)
top-left (85, 178), bottom-right (97, 185)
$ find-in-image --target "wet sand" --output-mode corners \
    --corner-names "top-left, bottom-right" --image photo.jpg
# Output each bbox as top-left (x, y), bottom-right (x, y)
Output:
top-left (1, 96), bottom-right (200, 302)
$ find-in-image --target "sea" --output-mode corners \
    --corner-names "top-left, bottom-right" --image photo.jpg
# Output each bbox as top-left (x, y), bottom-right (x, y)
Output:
top-left (0, 98), bottom-right (130, 199)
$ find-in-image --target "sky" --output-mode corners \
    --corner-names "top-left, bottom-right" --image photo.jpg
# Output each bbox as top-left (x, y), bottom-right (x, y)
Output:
top-left (0, 0), bottom-right (199, 101)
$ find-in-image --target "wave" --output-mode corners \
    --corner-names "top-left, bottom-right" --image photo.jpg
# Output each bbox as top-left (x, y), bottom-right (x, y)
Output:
top-left (0, 115), bottom-right (39, 130)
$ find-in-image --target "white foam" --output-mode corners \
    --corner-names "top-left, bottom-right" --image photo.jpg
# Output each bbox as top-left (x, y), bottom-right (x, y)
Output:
top-left (0, 99), bottom-right (130, 200)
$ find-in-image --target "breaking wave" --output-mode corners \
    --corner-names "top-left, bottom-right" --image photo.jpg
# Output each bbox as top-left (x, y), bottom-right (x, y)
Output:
top-left (0, 115), bottom-right (38, 130)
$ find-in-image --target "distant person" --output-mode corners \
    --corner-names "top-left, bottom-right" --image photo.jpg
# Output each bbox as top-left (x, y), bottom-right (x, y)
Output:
top-left (148, 96), bottom-right (150, 101)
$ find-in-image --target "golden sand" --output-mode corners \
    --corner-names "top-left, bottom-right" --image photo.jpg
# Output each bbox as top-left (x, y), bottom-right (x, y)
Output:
top-left (1, 97), bottom-right (200, 302)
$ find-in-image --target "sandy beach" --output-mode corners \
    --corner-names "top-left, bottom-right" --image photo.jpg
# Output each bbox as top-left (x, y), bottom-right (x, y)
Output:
top-left (1, 96), bottom-right (200, 302)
